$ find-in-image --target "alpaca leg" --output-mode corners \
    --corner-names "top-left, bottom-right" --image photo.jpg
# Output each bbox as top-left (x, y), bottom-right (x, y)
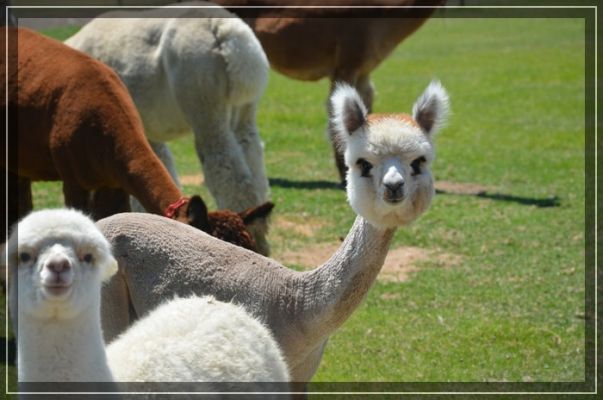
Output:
top-left (356, 74), bottom-right (374, 113)
top-left (232, 103), bottom-right (269, 203)
top-left (90, 188), bottom-right (130, 220)
top-left (191, 109), bottom-right (261, 212)
top-left (6, 171), bottom-right (32, 238)
top-left (62, 181), bottom-right (91, 213)
top-left (130, 141), bottom-right (181, 213)
top-left (233, 103), bottom-right (271, 256)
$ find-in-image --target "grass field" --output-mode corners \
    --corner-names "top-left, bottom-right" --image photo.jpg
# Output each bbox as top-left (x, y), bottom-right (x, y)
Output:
top-left (2, 16), bottom-right (587, 390)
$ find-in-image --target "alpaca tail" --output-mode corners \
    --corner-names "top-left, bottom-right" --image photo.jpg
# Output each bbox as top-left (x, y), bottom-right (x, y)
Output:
top-left (211, 17), bottom-right (269, 106)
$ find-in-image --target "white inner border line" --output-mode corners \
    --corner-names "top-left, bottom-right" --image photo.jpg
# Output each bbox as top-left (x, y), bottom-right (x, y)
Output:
top-left (3, 3), bottom-right (597, 396)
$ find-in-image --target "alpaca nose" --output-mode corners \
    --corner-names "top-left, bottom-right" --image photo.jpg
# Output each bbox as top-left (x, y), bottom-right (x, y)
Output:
top-left (47, 258), bottom-right (71, 274)
top-left (385, 181), bottom-right (404, 193)
top-left (384, 180), bottom-right (405, 203)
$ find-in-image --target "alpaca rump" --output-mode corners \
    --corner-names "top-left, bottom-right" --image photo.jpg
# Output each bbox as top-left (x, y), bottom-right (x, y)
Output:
top-left (98, 81), bottom-right (450, 382)
top-left (66, 2), bottom-right (273, 255)
top-left (1, 27), bottom-right (268, 253)
top-left (6, 209), bottom-right (289, 394)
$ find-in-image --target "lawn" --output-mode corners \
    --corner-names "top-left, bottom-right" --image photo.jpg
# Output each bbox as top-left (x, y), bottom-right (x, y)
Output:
top-left (2, 15), bottom-right (587, 391)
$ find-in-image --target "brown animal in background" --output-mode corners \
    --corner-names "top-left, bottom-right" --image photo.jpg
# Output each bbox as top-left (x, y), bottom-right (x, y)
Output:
top-left (216, 0), bottom-right (445, 183)
top-left (1, 27), bottom-right (272, 252)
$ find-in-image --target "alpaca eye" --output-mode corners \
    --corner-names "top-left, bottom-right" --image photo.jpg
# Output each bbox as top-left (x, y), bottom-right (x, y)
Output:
top-left (19, 252), bottom-right (31, 263)
top-left (83, 254), bottom-right (93, 263)
top-left (356, 158), bottom-right (373, 177)
top-left (411, 156), bottom-right (426, 176)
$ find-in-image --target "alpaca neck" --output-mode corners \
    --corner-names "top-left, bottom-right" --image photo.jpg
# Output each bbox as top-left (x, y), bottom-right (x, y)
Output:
top-left (17, 307), bottom-right (113, 383)
top-left (299, 216), bottom-right (395, 342)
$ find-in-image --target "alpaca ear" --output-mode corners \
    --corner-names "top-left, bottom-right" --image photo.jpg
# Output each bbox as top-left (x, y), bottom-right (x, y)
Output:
top-left (100, 254), bottom-right (118, 282)
top-left (330, 83), bottom-right (368, 140)
top-left (186, 195), bottom-right (211, 233)
top-left (412, 79), bottom-right (450, 137)
top-left (239, 201), bottom-right (275, 226)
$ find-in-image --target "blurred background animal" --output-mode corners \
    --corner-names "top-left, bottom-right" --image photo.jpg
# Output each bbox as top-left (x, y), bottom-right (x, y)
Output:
top-left (1, 27), bottom-right (268, 253)
top-left (66, 2), bottom-right (273, 255)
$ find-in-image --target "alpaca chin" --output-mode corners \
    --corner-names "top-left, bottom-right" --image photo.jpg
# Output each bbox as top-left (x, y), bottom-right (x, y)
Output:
top-left (346, 172), bottom-right (434, 230)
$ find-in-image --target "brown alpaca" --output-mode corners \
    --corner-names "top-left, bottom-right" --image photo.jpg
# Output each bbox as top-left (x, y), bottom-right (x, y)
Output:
top-left (216, 0), bottom-right (444, 182)
top-left (184, 197), bottom-right (275, 252)
top-left (1, 27), bottom-right (271, 252)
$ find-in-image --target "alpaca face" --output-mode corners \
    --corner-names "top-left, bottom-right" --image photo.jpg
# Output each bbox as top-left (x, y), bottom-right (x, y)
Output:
top-left (331, 80), bottom-right (449, 229)
top-left (6, 209), bottom-right (117, 322)
top-left (345, 119), bottom-right (436, 228)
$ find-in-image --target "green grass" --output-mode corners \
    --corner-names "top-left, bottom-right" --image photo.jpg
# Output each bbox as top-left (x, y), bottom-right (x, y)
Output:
top-left (3, 17), bottom-right (586, 388)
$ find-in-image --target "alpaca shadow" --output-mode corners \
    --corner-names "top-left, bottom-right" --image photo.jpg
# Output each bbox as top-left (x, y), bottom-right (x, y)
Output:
top-left (436, 189), bottom-right (561, 208)
top-left (1, 336), bottom-right (16, 366)
top-left (269, 177), bottom-right (343, 190)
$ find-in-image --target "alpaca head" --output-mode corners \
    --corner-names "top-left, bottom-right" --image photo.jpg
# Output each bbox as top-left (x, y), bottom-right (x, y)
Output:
top-left (5, 209), bottom-right (117, 322)
top-left (330, 80), bottom-right (449, 229)
top-left (177, 195), bottom-right (274, 252)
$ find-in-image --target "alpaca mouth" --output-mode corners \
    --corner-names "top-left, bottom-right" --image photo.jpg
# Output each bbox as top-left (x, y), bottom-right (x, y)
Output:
top-left (42, 284), bottom-right (72, 298)
top-left (383, 194), bottom-right (404, 204)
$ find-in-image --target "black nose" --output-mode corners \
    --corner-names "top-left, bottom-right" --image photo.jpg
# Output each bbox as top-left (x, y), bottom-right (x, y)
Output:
top-left (47, 258), bottom-right (70, 273)
top-left (385, 181), bottom-right (404, 193)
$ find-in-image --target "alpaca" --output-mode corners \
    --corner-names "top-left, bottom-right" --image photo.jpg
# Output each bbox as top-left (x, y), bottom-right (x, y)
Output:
top-left (6, 209), bottom-right (289, 393)
top-left (65, 1), bottom-right (273, 255)
top-left (216, 0), bottom-right (444, 183)
top-left (97, 80), bottom-right (449, 382)
top-left (1, 27), bottom-right (270, 253)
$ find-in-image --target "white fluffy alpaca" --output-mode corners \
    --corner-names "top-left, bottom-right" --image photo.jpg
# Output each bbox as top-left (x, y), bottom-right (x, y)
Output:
top-left (107, 296), bottom-right (289, 383)
top-left (6, 209), bottom-right (289, 392)
top-left (6, 209), bottom-right (117, 383)
top-left (65, 1), bottom-right (272, 255)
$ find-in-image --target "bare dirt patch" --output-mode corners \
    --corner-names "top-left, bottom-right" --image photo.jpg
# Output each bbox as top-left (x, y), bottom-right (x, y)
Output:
top-left (180, 174), bottom-right (204, 186)
top-left (277, 243), bottom-right (462, 283)
top-left (435, 181), bottom-right (493, 195)
top-left (272, 215), bottom-right (325, 238)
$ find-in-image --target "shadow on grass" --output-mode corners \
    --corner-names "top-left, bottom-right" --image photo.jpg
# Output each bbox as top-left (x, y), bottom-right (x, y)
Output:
top-left (1, 336), bottom-right (16, 366)
top-left (436, 189), bottom-right (561, 208)
top-left (269, 177), bottom-right (342, 190)
top-left (270, 177), bottom-right (561, 208)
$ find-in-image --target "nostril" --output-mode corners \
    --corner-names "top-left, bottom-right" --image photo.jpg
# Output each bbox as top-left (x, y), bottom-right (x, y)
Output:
top-left (385, 181), bottom-right (404, 192)
top-left (47, 259), bottom-right (71, 274)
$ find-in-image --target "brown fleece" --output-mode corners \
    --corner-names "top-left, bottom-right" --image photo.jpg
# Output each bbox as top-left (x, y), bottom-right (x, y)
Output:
top-left (1, 28), bottom-right (266, 253)
top-left (205, 201), bottom-right (275, 251)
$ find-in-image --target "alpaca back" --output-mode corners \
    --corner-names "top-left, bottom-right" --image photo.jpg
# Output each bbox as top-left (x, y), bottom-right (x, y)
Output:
top-left (107, 296), bottom-right (289, 383)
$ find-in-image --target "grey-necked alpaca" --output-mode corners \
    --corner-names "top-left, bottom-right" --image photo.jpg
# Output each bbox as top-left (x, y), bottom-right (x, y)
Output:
top-left (98, 80), bottom-right (449, 381)
top-left (66, 1), bottom-right (272, 255)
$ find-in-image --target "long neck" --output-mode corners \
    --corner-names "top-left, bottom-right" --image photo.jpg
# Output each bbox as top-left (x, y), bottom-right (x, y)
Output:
top-left (18, 306), bottom-right (114, 383)
top-left (296, 216), bottom-right (395, 342)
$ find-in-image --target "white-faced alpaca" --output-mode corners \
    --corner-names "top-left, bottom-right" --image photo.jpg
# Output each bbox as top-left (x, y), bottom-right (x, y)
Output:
top-left (98, 80), bottom-right (449, 382)
top-left (6, 209), bottom-right (289, 392)
top-left (65, 1), bottom-right (272, 255)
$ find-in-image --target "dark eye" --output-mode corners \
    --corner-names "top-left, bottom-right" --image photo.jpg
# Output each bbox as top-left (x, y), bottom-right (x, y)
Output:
top-left (356, 158), bottom-right (373, 177)
top-left (83, 254), bottom-right (93, 263)
top-left (411, 156), bottom-right (426, 176)
top-left (19, 252), bottom-right (31, 263)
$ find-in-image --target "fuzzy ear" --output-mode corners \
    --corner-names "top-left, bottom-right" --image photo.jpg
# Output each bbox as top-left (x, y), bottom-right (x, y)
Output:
top-left (330, 83), bottom-right (368, 139)
top-left (239, 201), bottom-right (275, 226)
top-left (186, 195), bottom-right (211, 233)
top-left (100, 254), bottom-right (118, 283)
top-left (412, 80), bottom-right (450, 137)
